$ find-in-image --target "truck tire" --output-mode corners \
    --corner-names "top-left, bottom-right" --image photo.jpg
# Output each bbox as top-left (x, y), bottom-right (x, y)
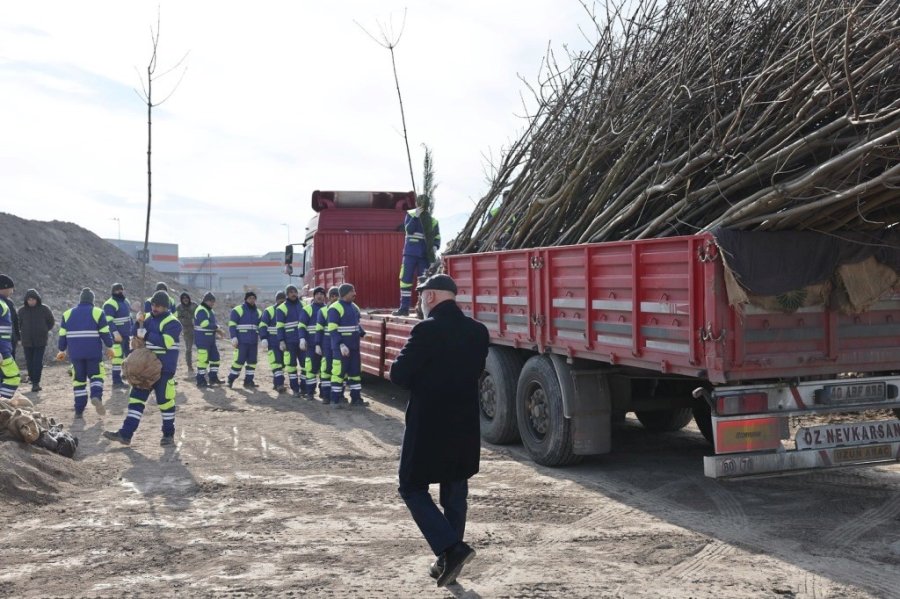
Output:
top-left (480, 347), bottom-right (524, 445)
top-left (515, 356), bottom-right (583, 467)
top-left (635, 408), bottom-right (694, 432)
top-left (692, 404), bottom-right (714, 445)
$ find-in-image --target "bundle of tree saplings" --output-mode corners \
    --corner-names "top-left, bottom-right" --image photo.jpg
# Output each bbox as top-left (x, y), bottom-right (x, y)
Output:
top-left (448, 0), bottom-right (900, 254)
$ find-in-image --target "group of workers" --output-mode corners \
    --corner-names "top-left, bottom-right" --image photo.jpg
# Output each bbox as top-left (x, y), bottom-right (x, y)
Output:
top-left (0, 273), bottom-right (371, 447)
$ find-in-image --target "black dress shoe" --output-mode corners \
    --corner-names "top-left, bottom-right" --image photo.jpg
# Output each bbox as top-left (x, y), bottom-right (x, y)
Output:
top-left (436, 542), bottom-right (475, 587)
top-left (428, 555), bottom-right (445, 580)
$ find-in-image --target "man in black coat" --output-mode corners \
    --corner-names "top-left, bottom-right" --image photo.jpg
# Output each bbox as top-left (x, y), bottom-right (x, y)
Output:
top-left (389, 274), bottom-right (489, 588)
top-left (17, 289), bottom-right (55, 392)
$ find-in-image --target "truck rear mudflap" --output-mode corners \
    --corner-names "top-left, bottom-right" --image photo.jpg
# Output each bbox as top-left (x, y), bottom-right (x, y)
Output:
top-left (699, 375), bottom-right (900, 478)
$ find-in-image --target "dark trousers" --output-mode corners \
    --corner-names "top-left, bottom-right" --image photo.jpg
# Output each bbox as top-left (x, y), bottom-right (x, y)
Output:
top-left (399, 478), bottom-right (468, 556)
top-left (23, 345), bottom-right (46, 384)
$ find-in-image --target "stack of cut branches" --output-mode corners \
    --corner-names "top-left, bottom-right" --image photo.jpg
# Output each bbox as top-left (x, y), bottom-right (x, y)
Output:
top-left (449, 0), bottom-right (900, 254)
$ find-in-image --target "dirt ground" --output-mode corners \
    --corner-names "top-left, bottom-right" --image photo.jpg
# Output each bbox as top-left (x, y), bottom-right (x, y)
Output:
top-left (1, 342), bottom-right (900, 598)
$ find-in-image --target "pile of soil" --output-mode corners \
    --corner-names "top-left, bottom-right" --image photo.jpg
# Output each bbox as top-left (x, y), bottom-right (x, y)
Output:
top-left (0, 441), bottom-right (104, 505)
top-left (0, 212), bottom-right (186, 310)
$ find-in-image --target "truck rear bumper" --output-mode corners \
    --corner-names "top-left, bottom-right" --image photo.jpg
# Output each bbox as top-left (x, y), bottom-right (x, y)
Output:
top-left (704, 441), bottom-right (900, 478)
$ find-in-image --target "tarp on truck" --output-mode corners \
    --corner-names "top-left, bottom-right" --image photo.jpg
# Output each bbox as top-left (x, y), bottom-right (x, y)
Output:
top-left (713, 228), bottom-right (900, 314)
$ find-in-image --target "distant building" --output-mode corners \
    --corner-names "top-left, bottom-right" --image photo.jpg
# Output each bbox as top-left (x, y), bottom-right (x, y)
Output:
top-left (105, 239), bottom-right (300, 300)
top-left (105, 239), bottom-right (180, 278)
top-left (179, 252), bottom-right (300, 297)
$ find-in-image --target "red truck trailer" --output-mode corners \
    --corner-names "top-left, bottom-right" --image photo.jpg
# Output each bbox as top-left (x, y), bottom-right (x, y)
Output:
top-left (360, 232), bottom-right (900, 478)
top-left (294, 190), bottom-right (416, 309)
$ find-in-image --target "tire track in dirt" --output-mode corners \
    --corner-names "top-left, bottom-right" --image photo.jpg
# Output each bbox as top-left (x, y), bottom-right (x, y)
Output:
top-left (819, 492), bottom-right (900, 550)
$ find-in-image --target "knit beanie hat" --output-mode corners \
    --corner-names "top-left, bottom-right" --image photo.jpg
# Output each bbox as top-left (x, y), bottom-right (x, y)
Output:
top-left (338, 283), bottom-right (355, 298)
top-left (327, 286), bottom-right (339, 299)
top-left (111, 283), bottom-right (125, 294)
top-left (151, 290), bottom-right (171, 307)
top-left (156, 282), bottom-right (169, 292)
top-left (245, 290), bottom-right (257, 301)
top-left (0, 274), bottom-right (13, 290)
top-left (275, 291), bottom-right (286, 301)
top-left (80, 288), bottom-right (95, 304)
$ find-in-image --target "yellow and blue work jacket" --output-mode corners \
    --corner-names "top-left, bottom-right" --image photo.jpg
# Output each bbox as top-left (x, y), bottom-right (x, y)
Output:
top-left (402, 209), bottom-right (441, 259)
top-left (103, 295), bottom-right (133, 336)
top-left (142, 312), bottom-right (182, 374)
top-left (0, 300), bottom-right (14, 358)
top-left (260, 305), bottom-right (279, 342)
top-left (299, 301), bottom-right (325, 344)
top-left (228, 302), bottom-right (263, 345)
top-left (58, 303), bottom-right (114, 360)
top-left (276, 299), bottom-right (304, 344)
top-left (193, 303), bottom-right (218, 348)
top-left (327, 300), bottom-right (366, 354)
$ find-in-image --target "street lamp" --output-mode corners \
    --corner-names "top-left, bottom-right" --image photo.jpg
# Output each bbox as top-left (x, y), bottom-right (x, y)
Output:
top-left (280, 222), bottom-right (290, 244)
top-left (111, 217), bottom-right (121, 240)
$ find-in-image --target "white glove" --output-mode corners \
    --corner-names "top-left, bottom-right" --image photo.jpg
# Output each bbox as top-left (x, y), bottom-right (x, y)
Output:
top-left (299, 338), bottom-right (307, 351)
top-left (315, 345), bottom-right (322, 356)
top-left (231, 337), bottom-right (239, 348)
top-left (279, 341), bottom-right (286, 352)
top-left (260, 339), bottom-right (268, 351)
top-left (113, 331), bottom-right (123, 343)
top-left (340, 344), bottom-right (350, 357)
top-left (137, 328), bottom-right (147, 339)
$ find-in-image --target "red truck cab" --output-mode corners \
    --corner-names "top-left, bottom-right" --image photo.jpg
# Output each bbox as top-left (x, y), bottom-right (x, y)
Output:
top-left (295, 190), bottom-right (416, 309)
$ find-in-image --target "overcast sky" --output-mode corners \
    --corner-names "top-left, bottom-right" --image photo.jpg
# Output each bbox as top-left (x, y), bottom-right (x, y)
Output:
top-left (0, 1), bottom-right (595, 257)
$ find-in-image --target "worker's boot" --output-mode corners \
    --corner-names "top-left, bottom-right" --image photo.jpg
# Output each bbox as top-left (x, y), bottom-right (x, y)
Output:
top-left (102, 430), bottom-right (131, 446)
top-left (90, 398), bottom-right (106, 416)
top-left (227, 375), bottom-right (237, 388)
top-left (196, 378), bottom-right (208, 389)
top-left (209, 375), bottom-right (224, 386)
top-left (243, 378), bottom-right (259, 389)
top-left (392, 307), bottom-right (410, 317)
top-left (160, 435), bottom-right (175, 447)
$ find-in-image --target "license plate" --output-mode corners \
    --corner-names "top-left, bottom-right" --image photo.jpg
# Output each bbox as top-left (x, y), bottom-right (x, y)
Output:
top-left (796, 419), bottom-right (900, 450)
top-left (833, 444), bottom-right (893, 463)
top-left (817, 381), bottom-right (886, 404)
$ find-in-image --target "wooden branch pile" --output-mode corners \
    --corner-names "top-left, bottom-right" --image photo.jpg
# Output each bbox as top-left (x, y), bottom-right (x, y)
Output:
top-left (449, 0), bottom-right (900, 254)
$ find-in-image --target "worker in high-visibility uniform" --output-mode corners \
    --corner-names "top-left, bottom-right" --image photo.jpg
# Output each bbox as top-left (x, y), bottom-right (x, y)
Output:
top-left (276, 285), bottom-right (306, 398)
top-left (329, 283), bottom-right (367, 408)
top-left (0, 274), bottom-right (21, 400)
top-left (143, 282), bottom-right (177, 315)
top-left (227, 291), bottom-right (263, 389)
top-left (394, 195), bottom-right (441, 317)
top-left (57, 288), bottom-right (114, 417)
top-left (315, 286), bottom-right (340, 402)
top-left (300, 286), bottom-right (327, 401)
top-left (103, 290), bottom-right (182, 446)
top-left (194, 292), bottom-right (222, 388)
top-left (259, 291), bottom-right (286, 393)
top-left (103, 282), bottom-right (133, 389)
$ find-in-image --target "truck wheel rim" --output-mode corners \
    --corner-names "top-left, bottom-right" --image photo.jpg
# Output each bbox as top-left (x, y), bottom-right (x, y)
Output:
top-left (525, 384), bottom-right (549, 440)
top-left (480, 375), bottom-right (497, 419)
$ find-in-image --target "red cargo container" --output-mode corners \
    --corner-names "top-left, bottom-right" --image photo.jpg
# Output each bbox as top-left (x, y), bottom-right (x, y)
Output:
top-left (297, 190), bottom-right (416, 310)
top-left (361, 232), bottom-right (900, 478)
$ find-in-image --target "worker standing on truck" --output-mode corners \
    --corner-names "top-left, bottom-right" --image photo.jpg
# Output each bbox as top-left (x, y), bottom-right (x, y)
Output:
top-left (58, 288), bottom-right (114, 418)
top-left (300, 286), bottom-right (327, 401)
top-left (328, 283), bottom-right (367, 408)
top-left (389, 274), bottom-right (489, 587)
top-left (315, 287), bottom-right (340, 402)
top-left (194, 292), bottom-right (222, 388)
top-left (0, 275), bottom-right (21, 399)
top-left (227, 291), bottom-right (262, 389)
top-left (276, 285), bottom-right (306, 398)
top-left (393, 195), bottom-right (441, 317)
top-left (103, 290), bottom-right (182, 447)
top-left (176, 292), bottom-right (197, 374)
top-left (143, 282), bottom-right (176, 315)
top-left (260, 291), bottom-right (286, 393)
top-left (103, 283), bottom-right (133, 389)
